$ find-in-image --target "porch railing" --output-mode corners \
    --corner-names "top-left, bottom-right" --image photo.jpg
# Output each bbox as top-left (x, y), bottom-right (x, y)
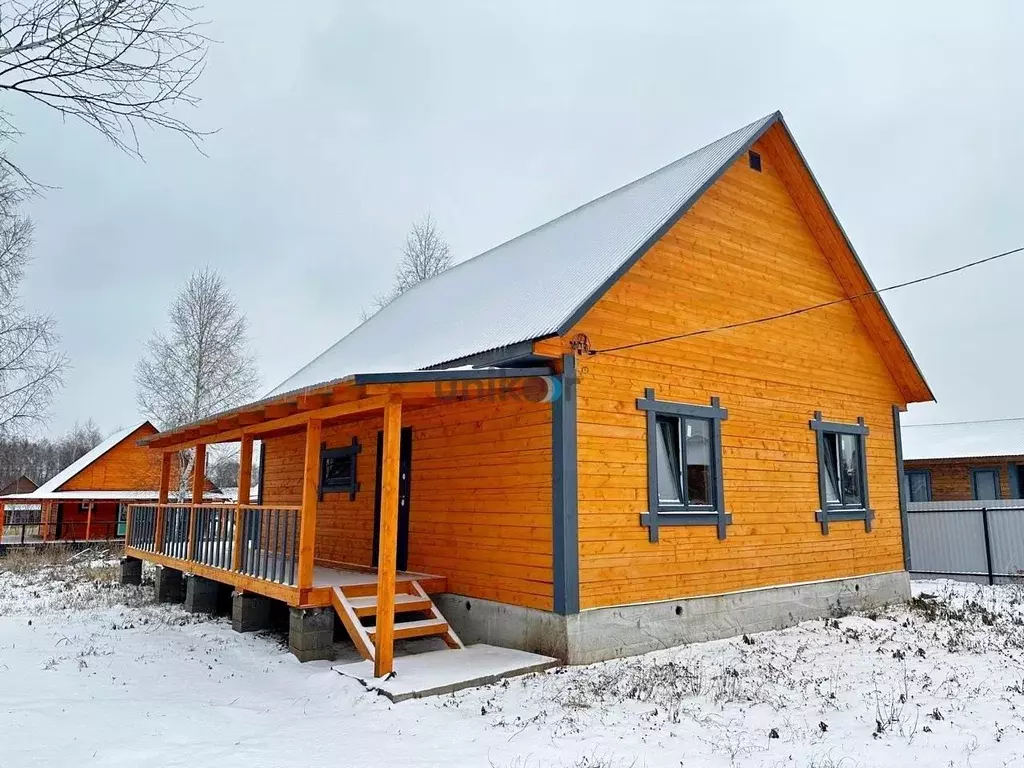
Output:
top-left (126, 504), bottom-right (303, 587)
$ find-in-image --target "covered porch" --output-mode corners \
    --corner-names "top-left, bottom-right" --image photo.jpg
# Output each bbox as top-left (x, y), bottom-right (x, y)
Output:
top-left (124, 370), bottom-right (551, 677)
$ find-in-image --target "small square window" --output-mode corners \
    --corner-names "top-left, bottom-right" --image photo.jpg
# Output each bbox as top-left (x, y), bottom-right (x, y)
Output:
top-left (319, 438), bottom-right (361, 500)
top-left (748, 150), bottom-right (762, 172)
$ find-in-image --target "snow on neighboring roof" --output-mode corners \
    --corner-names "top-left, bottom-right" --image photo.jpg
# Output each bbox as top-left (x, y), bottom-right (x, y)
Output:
top-left (270, 113), bottom-right (779, 397)
top-left (1, 490), bottom-right (230, 501)
top-left (31, 422), bottom-right (150, 496)
top-left (902, 419), bottom-right (1024, 461)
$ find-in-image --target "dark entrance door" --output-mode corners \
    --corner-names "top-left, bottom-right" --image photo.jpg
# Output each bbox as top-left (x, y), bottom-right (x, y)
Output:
top-left (54, 503), bottom-right (64, 539)
top-left (372, 426), bottom-right (412, 571)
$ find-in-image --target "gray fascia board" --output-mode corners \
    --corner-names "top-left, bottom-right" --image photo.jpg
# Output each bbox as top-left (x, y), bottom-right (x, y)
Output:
top-left (350, 367), bottom-right (553, 385)
top-left (554, 112), bottom-right (783, 336)
top-left (422, 340), bottom-right (543, 371)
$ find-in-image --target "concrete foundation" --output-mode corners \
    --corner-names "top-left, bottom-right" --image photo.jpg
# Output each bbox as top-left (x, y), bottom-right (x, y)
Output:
top-left (288, 607), bottom-right (335, 662)
top-left (119, 556), bottom-right (142, 586)
top-left (232, 591), bottom-right (274, 633)
top-left (184, 574), bottom-right (221, 614)
top-left (438, 570), bottom-right (911, 664)
top-left (153, 566), bottom-right (184, 603)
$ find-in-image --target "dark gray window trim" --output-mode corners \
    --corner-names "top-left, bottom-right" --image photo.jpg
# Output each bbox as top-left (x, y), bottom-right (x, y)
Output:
top-left (256, 440), bottom-right (266, 506)
top-left (319, 437), bottom-right (361, 501)
top-left (638, 388), bottom-right (729, 543)
top-left (904, 468), bottom-right (932, 502)
top-left (892, 405), bottom-right (911, 571)
top-left (810, 411), bottom-right (873, 534)
top-left (969, 467), bottom-right (1002, 501)
top-left (552, 353), bottom-right (579, 615)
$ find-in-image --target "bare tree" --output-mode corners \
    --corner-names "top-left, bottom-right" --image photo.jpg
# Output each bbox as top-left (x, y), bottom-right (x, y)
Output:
top-left (365, 214), bottom-right (454, 318)
top-left (0, 0), bottom-right (208, 176)
top-left (135, 267), bottom-right (258, 495)
top-left (0, 167), bottom-right (66, 437)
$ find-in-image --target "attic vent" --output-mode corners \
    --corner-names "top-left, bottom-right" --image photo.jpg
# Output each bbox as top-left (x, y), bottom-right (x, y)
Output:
top-left (748, 150), bottom-right (762, 172)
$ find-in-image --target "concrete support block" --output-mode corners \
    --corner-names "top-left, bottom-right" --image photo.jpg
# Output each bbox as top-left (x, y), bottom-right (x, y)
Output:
top-left (288, 607), bottom-right (335, 662)
top-left (153, 565), bottom-right (184, 603)
top-left (184, 574), bottom-right (220, 614)
top-left (232, 591), bottom-right (274, 633)
top-left (119, 556), bottom-right (142, 586)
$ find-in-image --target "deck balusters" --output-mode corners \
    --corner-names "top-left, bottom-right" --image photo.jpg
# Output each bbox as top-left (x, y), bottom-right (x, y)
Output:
top-left (127, 504), bottom-right (300, 587)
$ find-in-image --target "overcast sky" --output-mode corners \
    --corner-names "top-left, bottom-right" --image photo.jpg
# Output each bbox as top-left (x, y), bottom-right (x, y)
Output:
top-left (8, 1), bottom-right (1024, 436)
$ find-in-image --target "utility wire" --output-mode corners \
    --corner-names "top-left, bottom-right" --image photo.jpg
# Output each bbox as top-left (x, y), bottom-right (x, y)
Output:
top-left (903, 416), bottom-right (1024, 428)
top-left (590, 244), bottom-right (1024, 355)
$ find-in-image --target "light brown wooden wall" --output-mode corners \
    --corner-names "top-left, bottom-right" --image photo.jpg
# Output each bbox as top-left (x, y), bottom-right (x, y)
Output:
top-left (904, 457), bottom-right (1024, 501)
top-left (567, 134), bottom-right (909, 610)
top-left (61, 424), bottom-right (164, 492)
top-left (261, 394), bottom-right (554, 610)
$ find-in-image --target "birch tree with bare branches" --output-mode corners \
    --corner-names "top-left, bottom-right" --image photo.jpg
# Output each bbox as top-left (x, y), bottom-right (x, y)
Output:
top-left (0, 166), bottom-right (66, 437)
top-left (366, 214), bottom-right (454, 317)
top-left (0, 0), bottom-right (208, 176)
top-left (135, 267), bottom-right (258, 495)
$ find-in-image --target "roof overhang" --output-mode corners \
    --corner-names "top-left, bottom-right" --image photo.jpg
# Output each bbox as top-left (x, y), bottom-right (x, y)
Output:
top-left (139, 366), bottom-right (557, 451)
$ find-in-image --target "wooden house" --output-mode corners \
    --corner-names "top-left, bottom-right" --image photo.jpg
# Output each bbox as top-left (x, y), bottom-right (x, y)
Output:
top-left (0, 421), bottom-right (215, 543)
top-left (122, 112), bottom-right (932, 676)
top-left (0, 474), bottom-right (37, 496)
top-left (901, 419), bottom-right (1024, 502)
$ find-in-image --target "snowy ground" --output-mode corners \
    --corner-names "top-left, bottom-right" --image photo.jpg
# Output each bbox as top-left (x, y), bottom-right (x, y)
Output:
top-left (1, 554), bottom-right (1023, 768)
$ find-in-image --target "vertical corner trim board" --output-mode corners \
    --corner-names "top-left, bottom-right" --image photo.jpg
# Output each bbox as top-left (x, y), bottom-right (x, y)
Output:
top-left (892, 404), bottom-right (911, 571)
top-left (552, 353), bottom-right (580, 615)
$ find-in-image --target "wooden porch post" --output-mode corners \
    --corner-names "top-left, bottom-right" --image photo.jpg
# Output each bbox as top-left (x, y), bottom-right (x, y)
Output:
top-left (187, 444), bottom-right (206, 560)
top-left (154, 452), bottom-right (172, 552)
top-left (0, 501), bottom-right (5, 544)
top-left (232, 435), bottom-right (253, 572)
top-left (374, 396), bottom-right (402, 678)
top-left (297, 420), bottom-right (322, 590)
top-left (85, 502), bottom-right (93, 541)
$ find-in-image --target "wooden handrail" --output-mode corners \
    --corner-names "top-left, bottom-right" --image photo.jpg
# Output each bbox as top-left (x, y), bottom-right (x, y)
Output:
top-left (126, 503), bottom-right (301, 512)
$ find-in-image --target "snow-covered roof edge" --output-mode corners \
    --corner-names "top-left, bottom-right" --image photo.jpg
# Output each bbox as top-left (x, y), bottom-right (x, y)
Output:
top-left (24, 422), bottom-right (155, 497)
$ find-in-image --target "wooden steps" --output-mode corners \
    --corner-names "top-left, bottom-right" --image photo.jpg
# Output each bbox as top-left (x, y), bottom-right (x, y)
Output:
top-left (330, 580), bottom-right (464, 662)
top-left (348, 592), bottom-right (433, 617)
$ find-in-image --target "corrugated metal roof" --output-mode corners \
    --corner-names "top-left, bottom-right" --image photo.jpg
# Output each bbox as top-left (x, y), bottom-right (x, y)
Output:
top-left (270, 113), bottom-right (779, 397)
top-left (901, 419), bottom-right (1024, 461)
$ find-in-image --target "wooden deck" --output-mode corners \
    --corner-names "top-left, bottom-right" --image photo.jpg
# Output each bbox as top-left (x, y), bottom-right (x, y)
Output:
top-left (124, 543), bottom-right (447, 609)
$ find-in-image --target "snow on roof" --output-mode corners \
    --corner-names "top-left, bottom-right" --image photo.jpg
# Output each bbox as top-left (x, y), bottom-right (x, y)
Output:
top-left (902, 419), bottom-right (1024, 461)
top-left (30, 422), bottom-right (149, 496)
top-left (1, 490), bottom-right (229, 501)
top-left (270, 113), bottom-right (778, 397)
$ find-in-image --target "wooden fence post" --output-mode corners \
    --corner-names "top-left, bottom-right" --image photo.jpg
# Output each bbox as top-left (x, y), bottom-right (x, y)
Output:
top-left (374, 396), bottom-right (402, 678)
top-left (297, 420), bottom-right (322, 590)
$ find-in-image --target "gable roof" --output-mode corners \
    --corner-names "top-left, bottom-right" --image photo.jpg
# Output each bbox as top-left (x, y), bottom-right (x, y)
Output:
top-left (0, 474), bottom-right (37, 496)
top-left (270, 111), bottom-right (931, 403)
top-left (32, 422), bottom-right (154, 495)
top-left (902, 419), bottom-right (1024, 461)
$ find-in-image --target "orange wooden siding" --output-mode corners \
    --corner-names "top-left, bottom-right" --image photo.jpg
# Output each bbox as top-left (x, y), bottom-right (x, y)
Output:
top-left (261, 394), bottom-right (554, 610)
top-left (567, 134), bottom-right (908, 610)
top-left (904, 457), bottom-right (1023, 501)
top-left (60, 424), bottom-right (167, 492)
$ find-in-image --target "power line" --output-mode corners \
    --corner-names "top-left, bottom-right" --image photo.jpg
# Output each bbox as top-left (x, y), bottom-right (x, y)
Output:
top-left (903, 416), bottom-right (1024, 428)
top-left (590, 244), bottom-right (1024, 355)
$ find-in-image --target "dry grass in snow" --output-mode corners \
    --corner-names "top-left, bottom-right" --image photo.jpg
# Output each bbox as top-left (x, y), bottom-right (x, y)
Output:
top-left (0, 554), bottom-right (1022, 768)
